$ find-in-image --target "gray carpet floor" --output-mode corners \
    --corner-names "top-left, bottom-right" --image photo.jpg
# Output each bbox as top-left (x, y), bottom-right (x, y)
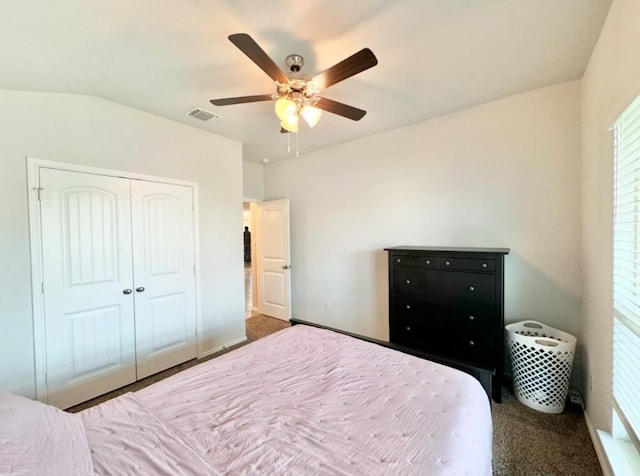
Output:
top-left (70, 314), bottom-right (603, 475)
top-left (492, 384), bottom-right (601, 475)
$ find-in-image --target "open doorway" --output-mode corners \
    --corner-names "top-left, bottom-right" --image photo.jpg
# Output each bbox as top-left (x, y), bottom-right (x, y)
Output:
top-left (243, 202), bottom-right (258, 319)
top-left (243, 198), bottom-right (292, 324)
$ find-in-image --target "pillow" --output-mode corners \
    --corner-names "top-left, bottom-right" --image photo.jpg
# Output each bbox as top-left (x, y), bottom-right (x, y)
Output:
top-left (0, 392), bottom-right (94, 475)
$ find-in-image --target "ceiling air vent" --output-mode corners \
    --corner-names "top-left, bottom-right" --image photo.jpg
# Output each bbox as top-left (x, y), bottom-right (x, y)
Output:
top-left (186, 107), bottom-right (221, 122)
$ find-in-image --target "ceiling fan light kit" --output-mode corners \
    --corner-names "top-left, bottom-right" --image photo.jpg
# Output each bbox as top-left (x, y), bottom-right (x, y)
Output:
top-left (210, 33), bottom-right (378, 141)
top-left (274, 97), bottom-right (297, 121)
top-left (275, 97), bottom-right (322, 131)
top-left (301, 104), bottom-right (322, 128)
top-left (280, 111), bottom-right (299, 132)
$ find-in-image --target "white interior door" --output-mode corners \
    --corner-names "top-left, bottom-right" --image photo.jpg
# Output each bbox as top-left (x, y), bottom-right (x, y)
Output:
top-left (40, 168), bottom-right (136, 409)
top-left (131, 180), bottom-right (197, 379)
top-left (257, 199), bottom-right (291, 321)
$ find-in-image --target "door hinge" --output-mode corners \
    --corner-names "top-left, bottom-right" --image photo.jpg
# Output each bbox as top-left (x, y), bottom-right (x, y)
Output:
top-left (32, 187), bottom-right (43, 201)
top-left (41, 281), bottom-right (44, 294)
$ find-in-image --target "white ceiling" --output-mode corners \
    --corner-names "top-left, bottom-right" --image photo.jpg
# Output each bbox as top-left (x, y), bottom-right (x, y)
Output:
top-left (0, 1), bottom-right (611, 163)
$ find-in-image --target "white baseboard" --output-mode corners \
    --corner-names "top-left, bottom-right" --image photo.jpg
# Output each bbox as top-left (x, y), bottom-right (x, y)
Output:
top-left (200, 336), bottom-right (247, 358)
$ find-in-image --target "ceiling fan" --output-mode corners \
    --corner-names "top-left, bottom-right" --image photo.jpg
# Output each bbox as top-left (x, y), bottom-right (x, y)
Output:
top-left (209, 33), bottom-right (378, 132)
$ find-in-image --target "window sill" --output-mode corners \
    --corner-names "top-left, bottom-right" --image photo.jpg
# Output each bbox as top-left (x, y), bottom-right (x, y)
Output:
top-left (597, 430), bottom-right (640, 476)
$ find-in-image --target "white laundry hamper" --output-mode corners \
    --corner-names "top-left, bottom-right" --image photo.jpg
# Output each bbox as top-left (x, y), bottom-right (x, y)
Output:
top-left (505, 320), bottom-right (576, 414)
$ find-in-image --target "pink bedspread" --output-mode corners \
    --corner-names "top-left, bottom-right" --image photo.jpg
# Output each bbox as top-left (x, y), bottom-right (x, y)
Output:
top-left (82, 393), bottom-right (219, 475)
top-left (82, 325), bottom-right (492, 475)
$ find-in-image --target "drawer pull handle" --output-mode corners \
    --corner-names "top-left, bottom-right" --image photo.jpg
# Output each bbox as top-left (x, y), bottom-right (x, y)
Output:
top-left (468, 285), bottom-right (475, 291)
top-left (405, 326), bottom-right (411, 332)
top-left (469, 315), bottom-right (475, 321)
top-left (481, 263), bottom-right (488, 268)
top-left (444, 261), bottom-right (451, 266)
top-left (406, 304), bottom-right (411, 310)
top-left (396, 258), bottom-right (402, 263)
top-left (425, 259), bottom-right (431, 265)
top-left (405, 279), bottom-right (411, 284)
top-left (469, 340), bottom-right (475, 346)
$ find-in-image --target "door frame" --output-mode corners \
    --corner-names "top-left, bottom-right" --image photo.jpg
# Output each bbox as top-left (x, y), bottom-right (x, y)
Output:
top-left (27, 157), bottom-right (203, 403)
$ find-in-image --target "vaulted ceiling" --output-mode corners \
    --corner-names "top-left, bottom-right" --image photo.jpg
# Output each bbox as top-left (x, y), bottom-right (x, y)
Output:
top-left (0, 1), bottom-right (611, 163)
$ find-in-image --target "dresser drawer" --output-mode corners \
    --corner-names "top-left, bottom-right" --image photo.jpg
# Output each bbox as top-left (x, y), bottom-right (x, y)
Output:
top-left (393, 269), bottom-right (496, 304)
top-left (391, 254), bottom-right (437, 268)
top-left (390, 317), bottom-right (492, 364)
top-left (439, 256), bottom-right (496, 272)
top-left (392, 268), bottom-right (440, 297)
top-left (392, 297), bottom-right (493, 332)
top-left (439, 272), bottom-right (496, 306)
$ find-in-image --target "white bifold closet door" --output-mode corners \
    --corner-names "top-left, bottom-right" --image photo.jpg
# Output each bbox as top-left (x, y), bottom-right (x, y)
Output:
top-left (39, 168), bottom-right (196, 409)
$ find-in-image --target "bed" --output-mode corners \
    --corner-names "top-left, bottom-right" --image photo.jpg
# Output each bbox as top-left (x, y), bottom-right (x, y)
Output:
top-left (1, 324), bottom-right (492, 475)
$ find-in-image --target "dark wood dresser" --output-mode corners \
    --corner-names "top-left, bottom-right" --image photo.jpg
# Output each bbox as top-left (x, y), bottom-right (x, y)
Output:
top-left (385, 246), bottom-right (509, 402)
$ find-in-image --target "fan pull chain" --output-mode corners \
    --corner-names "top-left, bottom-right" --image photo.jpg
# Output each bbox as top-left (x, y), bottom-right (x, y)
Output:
top-left (284, 129), bottom-right (300, 157)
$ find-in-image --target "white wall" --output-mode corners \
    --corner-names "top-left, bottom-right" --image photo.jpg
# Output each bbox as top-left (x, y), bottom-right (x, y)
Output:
top-left (243, 160), bottom-right (264, 201)
top-left (581, 0), bottom-right (640, 433)
top-left (0, 90), bottom-right (246, 398)
top-left (264, 81), bottom-right (582, 379)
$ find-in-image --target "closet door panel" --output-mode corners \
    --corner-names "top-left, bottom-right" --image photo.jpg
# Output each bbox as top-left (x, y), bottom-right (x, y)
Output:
top-left (40, 168), bottom-right (136, 409)
top-left (131, 180), bottom-right (197, 379)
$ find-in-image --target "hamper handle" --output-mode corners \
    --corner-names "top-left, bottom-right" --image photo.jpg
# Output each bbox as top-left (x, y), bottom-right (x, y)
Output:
top-left (523, 321), bottom-right (544, 329)
top-left (535, 339), bottom-right (559, 347)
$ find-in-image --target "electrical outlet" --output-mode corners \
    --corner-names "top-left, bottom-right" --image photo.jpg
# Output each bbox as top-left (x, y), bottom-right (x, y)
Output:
top-left (325, 301), bottom-right (332, 313)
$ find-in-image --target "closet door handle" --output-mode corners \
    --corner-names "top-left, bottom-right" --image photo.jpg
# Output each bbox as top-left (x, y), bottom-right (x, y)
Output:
top-left (136, 287), bottom-right (145, 293)
top-left (123, 289), bottom-right (133, 295)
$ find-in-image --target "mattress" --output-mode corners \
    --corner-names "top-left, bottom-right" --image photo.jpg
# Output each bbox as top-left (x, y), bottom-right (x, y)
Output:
top-left (81, 324), bottom-right (492, 475)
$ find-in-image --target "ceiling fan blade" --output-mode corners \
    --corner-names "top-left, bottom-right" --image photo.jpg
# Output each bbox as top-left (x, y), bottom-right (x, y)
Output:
top-left (315, 97), bottom-right (367, 121)
top-left (229, 33), bottom-right (289, 84)
top-left (311, 48), bottom-right (378, 90)
top-left (210, 94), bottom-right (273, 106)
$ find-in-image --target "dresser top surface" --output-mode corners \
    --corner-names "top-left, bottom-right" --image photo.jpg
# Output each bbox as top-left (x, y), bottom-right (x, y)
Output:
top-left (385, 246), bottom-right (510, 254)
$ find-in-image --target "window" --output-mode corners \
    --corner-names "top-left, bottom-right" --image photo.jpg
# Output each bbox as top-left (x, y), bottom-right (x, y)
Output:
top-left (609, 92), bottom-right (640, 472)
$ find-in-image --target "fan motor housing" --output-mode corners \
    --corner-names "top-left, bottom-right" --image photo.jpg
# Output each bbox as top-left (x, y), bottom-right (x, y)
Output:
top-left (285, 54), bottom-right (304, 72)
top-left (280, 54), bottom-right (318, 97)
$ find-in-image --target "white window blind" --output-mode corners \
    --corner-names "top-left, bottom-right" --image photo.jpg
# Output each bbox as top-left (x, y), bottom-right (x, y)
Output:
top-left (612, 92), bottom-right (640, 453)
